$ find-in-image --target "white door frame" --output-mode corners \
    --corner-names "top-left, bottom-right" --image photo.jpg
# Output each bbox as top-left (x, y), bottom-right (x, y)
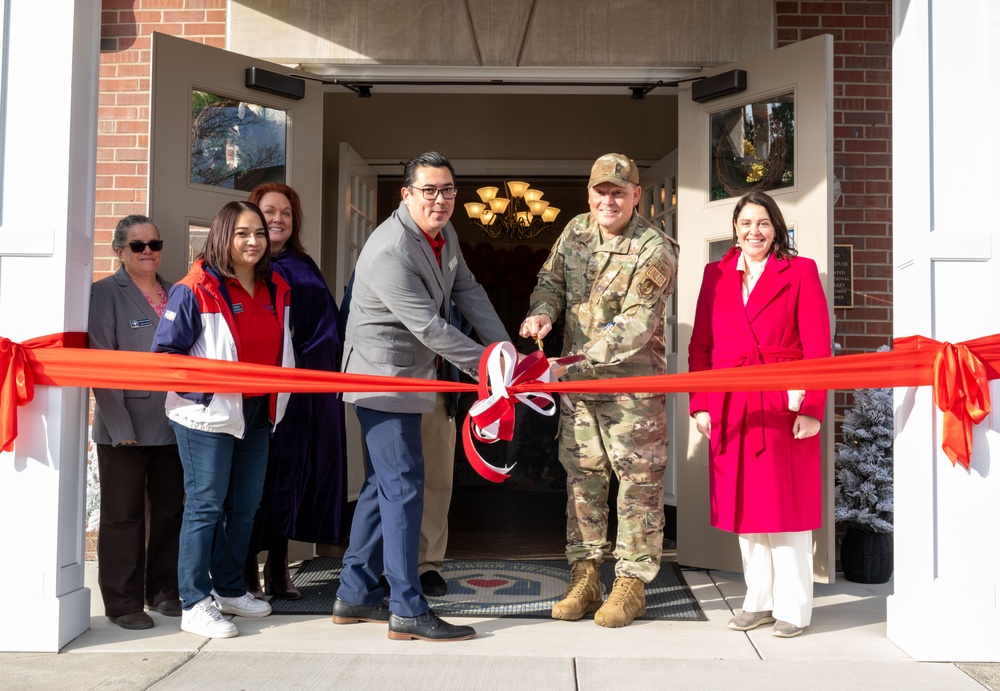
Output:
top-left (0, 1), bottom-right (100, 652)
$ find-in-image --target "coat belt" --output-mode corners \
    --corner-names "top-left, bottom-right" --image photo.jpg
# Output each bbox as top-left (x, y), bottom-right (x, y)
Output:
top-left (716, 345), bottom-right (803, 456)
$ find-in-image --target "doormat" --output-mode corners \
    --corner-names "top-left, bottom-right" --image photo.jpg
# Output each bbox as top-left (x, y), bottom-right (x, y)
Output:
top-left (270, 558), bottom-right (706, 621)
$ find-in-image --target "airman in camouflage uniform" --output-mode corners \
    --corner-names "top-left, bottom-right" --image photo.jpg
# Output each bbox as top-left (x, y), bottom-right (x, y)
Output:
top-left (520, 153), bottom-right (679, 628)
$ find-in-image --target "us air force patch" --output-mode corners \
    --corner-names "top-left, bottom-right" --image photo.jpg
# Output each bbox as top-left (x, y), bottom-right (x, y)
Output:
top-left (636, 260), bottom-right (670, 299)
top-left (645, 263), bottom-right (668, 287)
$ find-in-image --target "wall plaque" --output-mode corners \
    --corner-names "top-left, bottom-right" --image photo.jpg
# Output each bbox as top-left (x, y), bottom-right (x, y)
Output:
top-left (834, 244), bottom-right (853, 308)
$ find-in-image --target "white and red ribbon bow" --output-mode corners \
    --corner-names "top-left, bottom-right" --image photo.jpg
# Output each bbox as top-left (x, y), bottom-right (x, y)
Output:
top-left (462, 342), bottom-right (557, 482)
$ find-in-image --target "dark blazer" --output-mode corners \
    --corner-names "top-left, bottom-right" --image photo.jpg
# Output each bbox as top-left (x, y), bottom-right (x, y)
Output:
top-left (342, 201), bottom-right (509, 414)
top-left (89, 266), bottom-right (175, 446)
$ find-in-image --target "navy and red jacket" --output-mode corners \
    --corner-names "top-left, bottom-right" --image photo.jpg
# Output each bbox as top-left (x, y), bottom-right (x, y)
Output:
top-left (151, 259), bottom-right (294, 438)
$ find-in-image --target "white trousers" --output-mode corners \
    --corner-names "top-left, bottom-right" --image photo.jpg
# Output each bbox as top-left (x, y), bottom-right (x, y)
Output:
top-left (738, 531), bottom-right (814, 628)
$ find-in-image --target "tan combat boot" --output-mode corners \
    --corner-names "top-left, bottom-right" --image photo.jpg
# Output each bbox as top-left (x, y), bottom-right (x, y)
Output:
top-left (551, 559), bottom-right (602, 620)
top-left (594, 576), bottom-right (645, 628)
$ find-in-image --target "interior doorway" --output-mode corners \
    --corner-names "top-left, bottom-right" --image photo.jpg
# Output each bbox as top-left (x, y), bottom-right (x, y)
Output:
top-left (373, 174), bottom-right (580, 560)
top-left (369, 165), bottom-right (680, 561)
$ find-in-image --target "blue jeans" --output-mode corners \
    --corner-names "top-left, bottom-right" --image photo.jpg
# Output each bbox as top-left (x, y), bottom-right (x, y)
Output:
top-left (171, 396), bottom-right (270, 609)
top-left (337, 406), bottom-right (427, 617)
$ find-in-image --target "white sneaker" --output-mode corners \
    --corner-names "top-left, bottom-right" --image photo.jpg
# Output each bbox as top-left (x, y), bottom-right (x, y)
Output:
top-left (213, 590), bottom-right (272, 618)
top-left (181, 597), bottom-right (238, 638)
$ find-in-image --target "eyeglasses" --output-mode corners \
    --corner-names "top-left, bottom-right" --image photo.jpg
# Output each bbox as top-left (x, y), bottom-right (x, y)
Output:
top-left (128, 240), bottom-right (164, 253)
top-left (409, 186), bottom-right (458, 200)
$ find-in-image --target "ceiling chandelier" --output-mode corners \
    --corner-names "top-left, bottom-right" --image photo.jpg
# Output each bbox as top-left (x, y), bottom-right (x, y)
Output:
top-left (464, 181), bottom-right (560, 241)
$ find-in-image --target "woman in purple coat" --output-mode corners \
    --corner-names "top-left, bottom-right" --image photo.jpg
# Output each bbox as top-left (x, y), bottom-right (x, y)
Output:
top-left (244, 182), bottom-right (347, 598)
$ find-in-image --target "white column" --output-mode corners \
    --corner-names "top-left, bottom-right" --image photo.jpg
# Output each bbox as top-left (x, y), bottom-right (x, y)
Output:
top-left (0, 2), bottom-right (99, 652)
top-left (888, 0), bottom-right (1000, 661)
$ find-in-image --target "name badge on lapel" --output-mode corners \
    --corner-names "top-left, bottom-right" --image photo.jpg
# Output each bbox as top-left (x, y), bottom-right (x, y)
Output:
top-left (232, 304), bottom-right (243, 313)
top-left (129, 318), bottom-right (152, 329)
top-left (449, 255), bottom-right (458, 272)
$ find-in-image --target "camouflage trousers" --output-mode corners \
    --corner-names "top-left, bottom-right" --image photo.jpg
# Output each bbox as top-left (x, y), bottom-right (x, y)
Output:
top-left (560, 395), bottom-right (667, 583)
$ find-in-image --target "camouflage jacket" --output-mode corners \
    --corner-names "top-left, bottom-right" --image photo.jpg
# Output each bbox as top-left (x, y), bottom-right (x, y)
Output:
top-left (527, 211), bottom-right (679, 400)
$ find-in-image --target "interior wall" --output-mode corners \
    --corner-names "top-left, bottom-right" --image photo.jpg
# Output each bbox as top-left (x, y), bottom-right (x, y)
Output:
top-left (319, 89), bottom-right (680, 347)
top-left (321, 91), bottom-right (678, 277)
top-left (322, 92), bottom-right (678, 161)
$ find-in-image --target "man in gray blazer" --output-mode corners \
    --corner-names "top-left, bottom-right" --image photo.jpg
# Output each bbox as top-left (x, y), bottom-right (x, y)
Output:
top-left (333, 152), bottom-right (509, 642)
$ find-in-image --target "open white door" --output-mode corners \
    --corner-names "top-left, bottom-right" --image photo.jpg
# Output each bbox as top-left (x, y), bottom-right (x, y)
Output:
top-left (149, 33), bottom-right (323, 283)
top-left (676, 35), bottom-right (835, 580)
top-left (639, 152), bottom-right (679, 509)
top-left (335, 143), bottom-right (377, 500)
top-left (334, 143), bottom-right (377, 300)
top-left (148, 34), bottom-right (325, 559)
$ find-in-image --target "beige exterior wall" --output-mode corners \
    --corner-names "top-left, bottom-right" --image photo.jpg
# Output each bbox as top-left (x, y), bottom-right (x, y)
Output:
top-left (230, 0), bottom-right (774, 68)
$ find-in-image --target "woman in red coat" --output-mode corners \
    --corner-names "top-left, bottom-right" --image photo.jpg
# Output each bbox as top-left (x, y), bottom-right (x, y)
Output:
top-left (688, 191), bottom-right (831, 638)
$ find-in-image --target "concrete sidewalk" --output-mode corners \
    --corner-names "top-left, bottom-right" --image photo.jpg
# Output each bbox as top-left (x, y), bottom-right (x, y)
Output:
top-left (0, 562), bottom-right (996, 690)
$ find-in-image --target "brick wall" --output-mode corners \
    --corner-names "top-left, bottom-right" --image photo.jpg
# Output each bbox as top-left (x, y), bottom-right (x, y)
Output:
top-left (776, 1), bottom-right (894, 414)
top-left (95, 0), bottom-right (226, 280)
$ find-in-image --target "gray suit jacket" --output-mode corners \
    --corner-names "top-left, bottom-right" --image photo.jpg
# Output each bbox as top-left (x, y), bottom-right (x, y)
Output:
top-left (342, 201), bottom-right (510, 413)
top-left (89, 266), bottom-right (176, 446)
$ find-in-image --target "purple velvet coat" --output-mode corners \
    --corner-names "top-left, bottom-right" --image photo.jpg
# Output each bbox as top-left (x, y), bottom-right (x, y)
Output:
top-left (262, 250), bottom-right (347, 544)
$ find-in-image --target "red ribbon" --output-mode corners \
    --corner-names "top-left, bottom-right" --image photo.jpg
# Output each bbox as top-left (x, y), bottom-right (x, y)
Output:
top-left (0, 333), bottom-right (87, 452)
top-left (461, 342), bottom-right (556, 483)
top-left (933, 342), bottom-right (991, 469)
top-left (2, 332), bottom-right (998, 474)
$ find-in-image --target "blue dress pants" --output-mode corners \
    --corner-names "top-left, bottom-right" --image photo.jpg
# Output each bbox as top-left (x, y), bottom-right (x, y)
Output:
top-left (337, 406), bottom-right (428, 617)
top-left (171, 396), bottom-right (270, 609)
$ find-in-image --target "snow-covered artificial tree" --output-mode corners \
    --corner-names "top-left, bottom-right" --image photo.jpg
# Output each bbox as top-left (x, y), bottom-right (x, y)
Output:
top-left (834, 383), bottom-right (894, 534)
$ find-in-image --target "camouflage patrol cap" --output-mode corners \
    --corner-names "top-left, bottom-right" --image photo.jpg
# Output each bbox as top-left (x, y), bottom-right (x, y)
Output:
top-left (588, 153), bottom-right (640, 188)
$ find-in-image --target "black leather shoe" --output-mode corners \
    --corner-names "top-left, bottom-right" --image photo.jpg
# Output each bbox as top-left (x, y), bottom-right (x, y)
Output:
top-left (331, 597), bottom-right (391, 624)
top-left (108, 611), bottom-right (154, 630)
top-left (420, 570), bottom-right (448, 597)
top-left (388, 610), bottom-right (475, 641)
top-left (150, 599), bottom-right (183, 617)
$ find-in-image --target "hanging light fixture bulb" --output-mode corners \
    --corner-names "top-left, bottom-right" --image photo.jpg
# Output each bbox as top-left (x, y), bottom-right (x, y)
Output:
top-left (465, 180), bottom-right (560, 241)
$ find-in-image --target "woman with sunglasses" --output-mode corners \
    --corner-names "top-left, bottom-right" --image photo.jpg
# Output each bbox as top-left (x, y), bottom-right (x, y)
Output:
top-left (152, 201), bottom-right (294, 639)
top-left (241, 182), bottom-right (346, 600)
top-left (89, 215), bottom-right (184, 630)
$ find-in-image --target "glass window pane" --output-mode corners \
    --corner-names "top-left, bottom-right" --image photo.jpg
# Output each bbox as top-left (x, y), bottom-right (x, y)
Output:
top-left (709, 94), bottom-right (794, 201)
top-left (190, 91), bottom-right (287, 191)
top-left (188, 222), bottom-right (209, 266)
top-left (708, 238), bottom-right (731, 263)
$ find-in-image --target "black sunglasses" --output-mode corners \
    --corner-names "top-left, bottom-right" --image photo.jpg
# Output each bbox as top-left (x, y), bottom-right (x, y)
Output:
top-left (128, 240), bottom-right (164, 253)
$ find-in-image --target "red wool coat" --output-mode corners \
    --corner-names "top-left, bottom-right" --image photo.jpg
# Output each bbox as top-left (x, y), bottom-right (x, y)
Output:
top-left (688, 248), bottom-right (831, 534)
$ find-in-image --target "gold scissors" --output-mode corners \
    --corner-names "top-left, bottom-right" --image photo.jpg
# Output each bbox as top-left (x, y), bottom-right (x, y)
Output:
top-left (534, 336), bottom-right (544, 351)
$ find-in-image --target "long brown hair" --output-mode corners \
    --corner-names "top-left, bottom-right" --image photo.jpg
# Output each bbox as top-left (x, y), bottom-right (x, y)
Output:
top-left (198, 201), bottom-right (272, 282)
top-left (731, 191), bottom-right (798, 260)
top-left (247, 182), bottom-right (306, 255)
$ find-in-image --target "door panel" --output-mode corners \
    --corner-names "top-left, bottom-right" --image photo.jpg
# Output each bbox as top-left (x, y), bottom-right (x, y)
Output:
top-left (336, 142), bottom-right (377, 501)
top-left (676, 35), bottom-right (835, 580)
top-left (149, 33), bottom-right (323, 282)
top-left (335, 143), bottom-right (377, 301)
top-left (639, 152), bottom-right (679, 508)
